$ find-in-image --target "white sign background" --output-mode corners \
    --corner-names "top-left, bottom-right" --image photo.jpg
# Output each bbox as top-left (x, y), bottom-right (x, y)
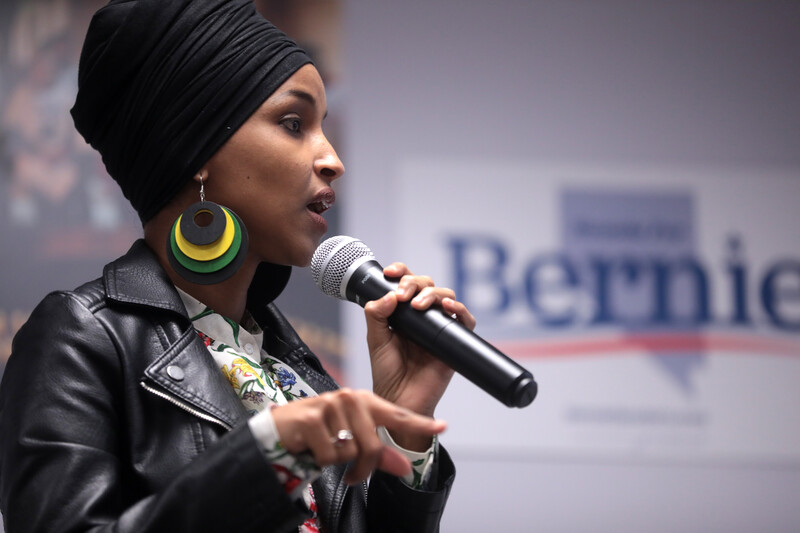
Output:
top-left (393, 160), bottom-right (800, 464)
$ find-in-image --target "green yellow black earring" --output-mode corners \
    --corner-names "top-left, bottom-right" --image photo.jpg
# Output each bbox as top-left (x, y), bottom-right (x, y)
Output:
top-left (166, 177), bottom-right (249, 285)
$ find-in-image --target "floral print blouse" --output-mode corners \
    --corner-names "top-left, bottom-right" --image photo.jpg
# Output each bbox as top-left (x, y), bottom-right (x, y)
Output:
top-left (176, 288), bottom-right (436, 533)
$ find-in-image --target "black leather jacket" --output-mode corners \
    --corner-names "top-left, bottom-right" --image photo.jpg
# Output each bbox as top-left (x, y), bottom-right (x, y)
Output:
top-left (0, 240), bottom-right (454, 532)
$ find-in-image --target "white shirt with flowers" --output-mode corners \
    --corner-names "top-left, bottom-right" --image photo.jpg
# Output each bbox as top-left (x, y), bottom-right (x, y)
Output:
top-left (175, 288), bottom-right (436, 532)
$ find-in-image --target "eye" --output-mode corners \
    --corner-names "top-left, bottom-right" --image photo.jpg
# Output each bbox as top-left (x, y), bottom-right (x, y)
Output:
top-left (280, 115), bottom-right (302, 134)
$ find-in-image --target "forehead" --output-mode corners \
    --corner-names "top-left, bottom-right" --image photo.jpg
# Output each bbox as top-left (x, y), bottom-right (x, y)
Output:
top-left (266, 64), bottom-right (326, 109)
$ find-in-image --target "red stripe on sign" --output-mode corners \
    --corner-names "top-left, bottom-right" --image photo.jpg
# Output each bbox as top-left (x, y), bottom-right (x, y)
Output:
top-left (493, 333), bottom-right (800, 358)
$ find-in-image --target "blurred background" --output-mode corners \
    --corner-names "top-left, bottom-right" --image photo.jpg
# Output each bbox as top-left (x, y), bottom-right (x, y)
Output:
top-left (1, 0), bottom-right (799, 531)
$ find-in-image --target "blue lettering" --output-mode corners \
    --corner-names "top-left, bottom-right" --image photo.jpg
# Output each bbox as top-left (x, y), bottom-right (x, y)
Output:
top-left (589, 257), bottom-right (647, 326)
top-left (727, 236), bottom-right (751, 325)
top-left (446, 232), bottom-right (798, 335)
top-left (589, 258), bottom-right (614, 324)
top-left (652, 258), bottom-right (710, 325)
top-left (760, 260), bottom-right (800, 331)
top-left (523, 255), bottom-right (578, 327)
top-left (446, 236), bottom-right (511, 314)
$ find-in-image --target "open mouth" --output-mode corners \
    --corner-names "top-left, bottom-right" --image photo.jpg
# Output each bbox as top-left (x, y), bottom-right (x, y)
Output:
top-left (307, 193), bottom-right (335, 214)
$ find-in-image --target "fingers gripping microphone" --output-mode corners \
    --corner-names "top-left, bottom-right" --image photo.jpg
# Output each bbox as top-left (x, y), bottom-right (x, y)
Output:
top-left (311, 236), bottom-right (537, 408)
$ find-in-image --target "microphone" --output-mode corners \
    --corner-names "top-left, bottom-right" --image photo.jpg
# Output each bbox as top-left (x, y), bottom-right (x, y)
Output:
top-left (311, 235), bottom-right (537, 408)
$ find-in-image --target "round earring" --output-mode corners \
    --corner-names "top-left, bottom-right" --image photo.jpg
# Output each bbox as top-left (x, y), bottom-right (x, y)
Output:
top-left (166, 179), bottom-right (249, 285)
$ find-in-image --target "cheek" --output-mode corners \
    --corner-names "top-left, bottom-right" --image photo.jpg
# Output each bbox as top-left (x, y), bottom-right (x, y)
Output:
top-left (209, 126), bottom-right (276, 173)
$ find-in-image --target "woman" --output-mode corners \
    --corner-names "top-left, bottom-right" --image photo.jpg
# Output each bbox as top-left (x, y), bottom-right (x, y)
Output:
top-left (0, 0), bottom-right (474, 531)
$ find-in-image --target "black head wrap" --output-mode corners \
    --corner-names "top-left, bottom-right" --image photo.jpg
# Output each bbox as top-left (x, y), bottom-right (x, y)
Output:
top-left (71, 0), bottom-right (312, 222)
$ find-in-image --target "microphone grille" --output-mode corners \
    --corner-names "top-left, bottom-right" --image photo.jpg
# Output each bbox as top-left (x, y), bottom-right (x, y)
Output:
top-left (311, 235), bottom-right (375, 299)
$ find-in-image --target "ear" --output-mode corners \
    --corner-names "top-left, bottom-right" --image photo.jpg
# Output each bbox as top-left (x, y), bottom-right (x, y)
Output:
top-left (193, 169), bottom-right (208, 184)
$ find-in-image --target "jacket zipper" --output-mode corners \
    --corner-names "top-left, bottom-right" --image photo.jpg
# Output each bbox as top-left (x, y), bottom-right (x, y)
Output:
top-left (140, 381), bottom-right (232, 431)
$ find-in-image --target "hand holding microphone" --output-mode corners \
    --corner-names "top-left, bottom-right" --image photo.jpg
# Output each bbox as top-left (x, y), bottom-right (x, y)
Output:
top-left (311, 236), bottom-right (537, 408)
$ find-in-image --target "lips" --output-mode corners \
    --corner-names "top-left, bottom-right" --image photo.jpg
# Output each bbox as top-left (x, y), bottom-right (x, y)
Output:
top-left (307, 190), bottom-right (335, 214)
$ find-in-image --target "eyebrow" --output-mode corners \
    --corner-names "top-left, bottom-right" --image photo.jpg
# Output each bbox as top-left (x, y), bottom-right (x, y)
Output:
top-left (281, 88), bottom-right (328, 119)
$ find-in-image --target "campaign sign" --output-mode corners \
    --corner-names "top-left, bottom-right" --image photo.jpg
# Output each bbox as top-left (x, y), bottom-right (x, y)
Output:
top-left (396, 160), bottom-right (800, 463)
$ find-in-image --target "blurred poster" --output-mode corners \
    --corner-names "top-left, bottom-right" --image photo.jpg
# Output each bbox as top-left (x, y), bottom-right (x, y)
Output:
top-left (0, 0), bottom-right (140, 370)
top-left (396, 159), bottom-right (800, 463)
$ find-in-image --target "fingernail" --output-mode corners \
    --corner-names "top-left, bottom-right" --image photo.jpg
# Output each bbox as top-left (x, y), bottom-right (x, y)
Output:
top-left (396, 287), bottom-right (405, 297)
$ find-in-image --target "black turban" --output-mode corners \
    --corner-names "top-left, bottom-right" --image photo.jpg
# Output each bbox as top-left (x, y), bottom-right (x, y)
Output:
top-left (71, 0), bottom-right (312, 222)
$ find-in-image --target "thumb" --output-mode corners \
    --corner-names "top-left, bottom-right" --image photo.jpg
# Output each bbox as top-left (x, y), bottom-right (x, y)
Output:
top-left (363, 291), bottom-right (398, 350)
top-left (376, 445), bottom-right (412, 478)
top-left (344, 444), bottom-right (411, 485)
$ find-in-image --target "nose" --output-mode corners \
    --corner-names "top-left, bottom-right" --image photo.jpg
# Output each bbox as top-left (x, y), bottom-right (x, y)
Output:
top-left (314, 134), bottom-right (345, 183)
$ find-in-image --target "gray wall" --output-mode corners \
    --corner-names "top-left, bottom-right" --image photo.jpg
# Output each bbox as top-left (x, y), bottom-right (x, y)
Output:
top-left (342, 1), bottom-right (800, 531)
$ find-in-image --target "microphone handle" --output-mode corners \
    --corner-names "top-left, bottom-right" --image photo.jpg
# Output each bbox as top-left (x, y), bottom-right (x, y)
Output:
top-left (345, 260), bottom-right (537, 408)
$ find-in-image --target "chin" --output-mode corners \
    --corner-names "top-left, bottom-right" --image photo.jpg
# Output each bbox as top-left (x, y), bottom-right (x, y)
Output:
top-left (288, 242), bottom-right (317, 268)
top-left (293, 252), bottom-right (314, 268)
top-left (270, 253), bottom-right (312, 268)
top-left (256, 235), bottom-right (319, 267)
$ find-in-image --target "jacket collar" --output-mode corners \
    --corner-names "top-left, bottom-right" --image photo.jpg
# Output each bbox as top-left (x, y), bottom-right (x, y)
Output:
top-left (143, 325), bottom-right (247, 430)
top-left (103, 239), bottom-right (187, 315)
top-left (103, 239), bottom-right (293, 316)
top-left (102, 240), bottom-right (292, 430)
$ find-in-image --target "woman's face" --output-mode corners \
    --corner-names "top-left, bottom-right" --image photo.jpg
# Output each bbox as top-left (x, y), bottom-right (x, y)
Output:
top-left (203, 64), bottom-right (344, 267)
